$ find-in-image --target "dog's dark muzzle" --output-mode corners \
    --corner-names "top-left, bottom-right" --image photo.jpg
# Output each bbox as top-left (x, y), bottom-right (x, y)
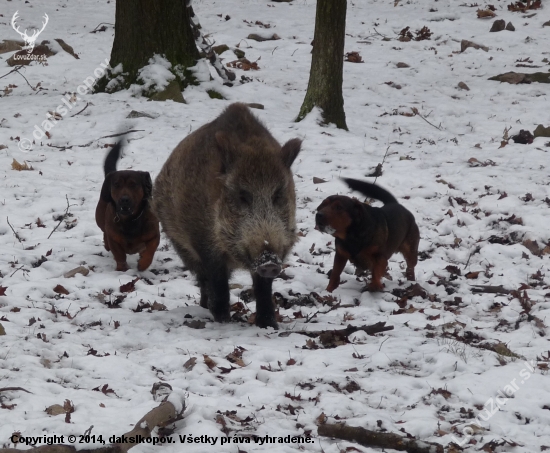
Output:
top-left (117, 196), bottom-right (134, 215)
top-left (315, 212), bottom-right (325, 230)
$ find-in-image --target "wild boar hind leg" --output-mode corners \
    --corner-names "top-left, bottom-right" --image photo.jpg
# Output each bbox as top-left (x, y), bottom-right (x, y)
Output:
top-left (252, 274), bottom-right (278, 330)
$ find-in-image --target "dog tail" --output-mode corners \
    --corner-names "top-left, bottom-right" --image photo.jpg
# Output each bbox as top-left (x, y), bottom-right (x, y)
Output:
top-left (343, 178), bottom-right (398, 205)
top-left (104, 140), bottom-right (123, 175)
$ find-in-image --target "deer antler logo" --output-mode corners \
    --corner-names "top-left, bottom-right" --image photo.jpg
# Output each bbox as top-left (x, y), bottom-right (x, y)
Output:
top-left (11, 11), bottom-right (49, 53)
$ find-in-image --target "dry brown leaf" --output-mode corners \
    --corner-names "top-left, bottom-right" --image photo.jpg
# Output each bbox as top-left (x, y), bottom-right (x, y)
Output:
top-left (151, 301), bottom-right (167, 311)
top-left (226, 58), bottom-right (260, 70)
top-left (120, 278), bottom-right (140, 293)
top-left (11, 159), bottom-right (33, 171)
top-left (345, 51), bottom-right (363, 63)
top-left (477, 9), bottom-right (497, 17)
top-left (203, 354), bottom-right (217, 370)
top-left (523, 239), bottom-right (542, 256)
top-left (45, 404), bottom-right (66, 416)
top-left (316, 412), bottom-right (328, 425)
top-left (53, 284), bottom-right (70, 295)
top-left (183, 357), bottom-right (197, 371)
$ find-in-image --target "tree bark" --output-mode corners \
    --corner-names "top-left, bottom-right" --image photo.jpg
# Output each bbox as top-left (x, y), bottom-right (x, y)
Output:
top-left (97, 0), bottom-right (199, 91)
top-left (297, 0), bottom-right (348, 130)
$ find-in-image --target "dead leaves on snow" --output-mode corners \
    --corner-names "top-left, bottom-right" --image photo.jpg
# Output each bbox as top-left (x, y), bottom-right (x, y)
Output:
top-left (345, 51), bottom-right (363, 63)
top-left (226, 57), bottom-right (260, 71)
top-left (53, 284), bottom-right (70, 295)
top-left (11, 159), bottom-right (34, 171)
top-left (468, 157), bottom-right (496, 167)
top-left (45, 399), bottom-right (75, 423)
top-left (522, 239), bottom-right (550, 256)
top-left (508, 0), bottom-right (542, 12)
top-left (398, 26), bottom-right (433, 42)
top-left (477, 8), bottom-right (497, 18)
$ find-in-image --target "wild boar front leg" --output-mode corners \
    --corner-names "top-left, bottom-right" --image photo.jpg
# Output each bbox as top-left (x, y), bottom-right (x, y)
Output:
top-left (252, 274), bottom-right (278, 330)
top-left (203, 263), bottom-right (231, 323)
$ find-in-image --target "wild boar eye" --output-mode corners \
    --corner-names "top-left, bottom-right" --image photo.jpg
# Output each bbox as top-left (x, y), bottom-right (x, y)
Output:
top-left (239, 190), bottom-right (253, 205)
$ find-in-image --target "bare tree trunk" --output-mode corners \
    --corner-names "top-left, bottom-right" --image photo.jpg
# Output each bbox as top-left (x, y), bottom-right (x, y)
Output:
top-left (96, 0), bottom-right (199, 92)
top-left (297, 0), bottom-right (348, 130)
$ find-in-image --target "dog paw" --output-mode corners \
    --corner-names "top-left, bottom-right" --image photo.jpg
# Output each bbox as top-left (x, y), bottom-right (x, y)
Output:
top-left (367, 282), bottom-right (384, 292)
top-left (137, 259), bottom-right (152, 272)
top-left (326, 281), bottom-right (339, 292)
top-left (116, 262), bottom-right (129, 272)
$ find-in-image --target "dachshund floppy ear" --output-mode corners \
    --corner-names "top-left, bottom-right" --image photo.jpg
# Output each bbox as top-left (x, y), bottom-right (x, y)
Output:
top-left (142, 172), bottom-right (153, 199)
top-left (100, 173), bottom-right (114, 204)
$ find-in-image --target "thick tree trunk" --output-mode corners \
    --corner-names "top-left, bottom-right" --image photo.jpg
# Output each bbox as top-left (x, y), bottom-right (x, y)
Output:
top-left (297, 0), bottom-right (348, 130)
top-left (96, 0), bottom-right (199, 92)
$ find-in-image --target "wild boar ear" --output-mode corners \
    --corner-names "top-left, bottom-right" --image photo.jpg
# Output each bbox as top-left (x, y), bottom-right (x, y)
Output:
top-left (215, 131), bottom-right (235, 173)
top-left (141, 172), bottom-right (153, 199)
top-left (281, 138), bottom-right (302, 168)
top-left (100, 173), bottom-right (114, 204)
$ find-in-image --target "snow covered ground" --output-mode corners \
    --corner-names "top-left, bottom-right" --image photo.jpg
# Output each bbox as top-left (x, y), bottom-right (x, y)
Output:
top-left (1, 0), bottom-right (550, 451)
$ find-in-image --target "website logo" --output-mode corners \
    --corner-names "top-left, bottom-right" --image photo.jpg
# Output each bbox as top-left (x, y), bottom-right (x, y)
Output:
top-left (11, 11), bottom-right (49, 53)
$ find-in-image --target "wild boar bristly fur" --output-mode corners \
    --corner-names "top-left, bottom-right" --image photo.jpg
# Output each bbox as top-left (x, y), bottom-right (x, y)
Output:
top-left (153, 103), bottom-right (302, 329)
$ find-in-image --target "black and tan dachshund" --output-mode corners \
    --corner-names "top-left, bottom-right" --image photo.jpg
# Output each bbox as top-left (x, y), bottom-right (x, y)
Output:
top-left (95, 141), bottom-right (160, 271)
top-left (315, 178), bottom-right (419, 292)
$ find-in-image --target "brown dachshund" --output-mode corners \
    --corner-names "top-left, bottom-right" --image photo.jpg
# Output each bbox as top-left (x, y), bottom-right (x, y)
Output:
top-left (315, 178), bottom-right (419, 292)
top-left (95, 141), bottom-right (160, 271)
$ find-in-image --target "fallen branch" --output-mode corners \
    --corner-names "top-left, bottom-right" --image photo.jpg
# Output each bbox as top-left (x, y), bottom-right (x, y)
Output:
top-left (464, 245), bottom-right (481, 269)
top-left (318, 423), bottom-right (444, 453)
top-left (0, 387), bottom-right (32, 393)
top-left (411, 107), bottom-right (442, 131)
top-left (48, 195), bottom-right (78, 239)
top-left (99, 130), bottom-right (144, 140)
top-left (90, 22), bottom-right (114, 33)
top-left (9, 265), bottom-right (26, 278)
top-left (0, 400), bottom-right (181, 453)
top-left (471, 285), bottom-right (510, 294)
top-left (71, 102), bottom-right (89, 117)
top-left (291, 322), bottom-right (393, 338)
top-left (6, 217), bottom-right (22, 243)
top-left (373, 145), bottom-right (390, 184)
top-left (47, 144), bottom-right (73, 151)
top-left (13, 66), bottom-right (37, 91)
top-left (0, 65), bottom-right (25, 80)
top-left (279, 322), bottom-right (394, 347)
top-left (116, 400), bottom-right (178, 452)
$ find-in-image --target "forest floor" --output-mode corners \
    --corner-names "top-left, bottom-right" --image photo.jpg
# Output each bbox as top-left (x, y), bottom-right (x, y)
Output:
top-left (1, 0), bottom-right (550, 452)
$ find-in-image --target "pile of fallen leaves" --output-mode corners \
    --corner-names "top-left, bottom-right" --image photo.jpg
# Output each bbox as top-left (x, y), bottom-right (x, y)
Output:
top-left (508, 0), bottom-right (542, 12)
top-left (398, 26), bottom-right (433, 42)
top-left (345, 51), bottom-right (363, 63)
top-left (226, 58), bottom-right (260, 71)
top-left (477, 6), bottom-right (497, 18)
top-left (11, 159), bottom-right (33, 171)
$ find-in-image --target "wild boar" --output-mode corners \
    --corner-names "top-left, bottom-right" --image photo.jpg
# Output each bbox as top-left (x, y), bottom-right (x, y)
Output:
top-left (153, 103), bottom-right (302, 329)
